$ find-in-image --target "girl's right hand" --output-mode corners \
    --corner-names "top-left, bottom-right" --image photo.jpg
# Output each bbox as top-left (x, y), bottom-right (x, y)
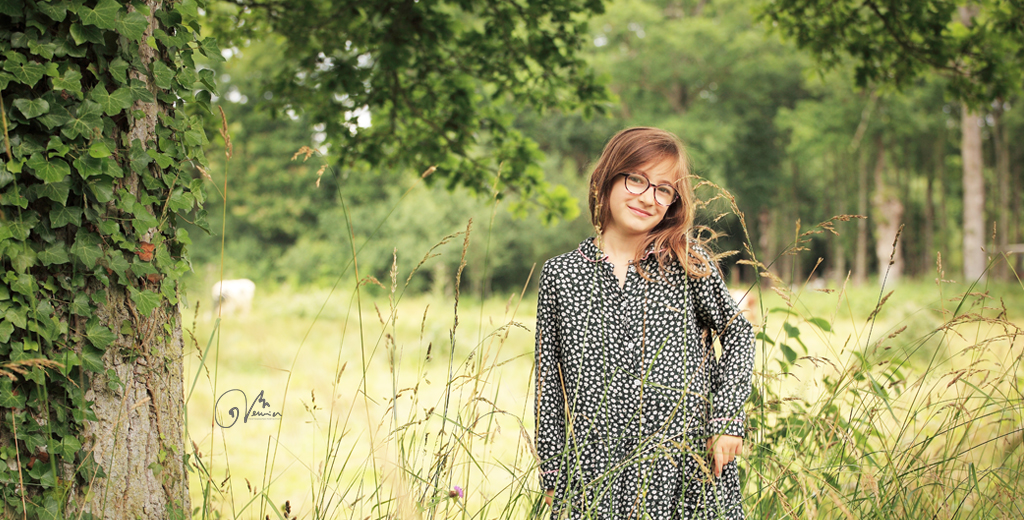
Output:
top-left (544, 489), bottom-right (554, 505)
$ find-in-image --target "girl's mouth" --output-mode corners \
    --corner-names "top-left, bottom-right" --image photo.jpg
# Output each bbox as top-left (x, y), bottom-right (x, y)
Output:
top-left (628, 206), bottom-right (652, 217)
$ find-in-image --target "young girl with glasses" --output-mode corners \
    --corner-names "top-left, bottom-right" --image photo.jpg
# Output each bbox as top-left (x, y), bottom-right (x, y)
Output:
top-left (534, 127), bottom-right (754, 519)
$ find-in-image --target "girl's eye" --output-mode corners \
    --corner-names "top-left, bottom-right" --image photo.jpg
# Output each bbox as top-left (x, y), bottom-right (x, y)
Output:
top-left (626, 174), bottom-right (647, 186)
top-left (656, 186), bottom-right (675, 197)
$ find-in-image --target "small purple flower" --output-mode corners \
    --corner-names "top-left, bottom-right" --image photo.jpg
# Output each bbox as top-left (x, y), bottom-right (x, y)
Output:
top-left (449, 485), bottom-right (464, 499)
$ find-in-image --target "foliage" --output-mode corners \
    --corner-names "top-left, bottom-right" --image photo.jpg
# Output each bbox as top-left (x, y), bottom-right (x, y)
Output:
top-left (0, 0), bottom-right (216, 516)
top-left (760, 0), bottom-right (1024, 106)
top-left (201, 0), bottom-right (610, 221)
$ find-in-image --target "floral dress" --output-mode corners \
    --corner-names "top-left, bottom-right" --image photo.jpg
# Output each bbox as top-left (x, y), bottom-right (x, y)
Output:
top-left (534, 237), bottom-right (754, 519)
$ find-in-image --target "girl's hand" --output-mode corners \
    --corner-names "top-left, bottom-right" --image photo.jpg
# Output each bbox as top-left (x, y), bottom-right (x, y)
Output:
top-left (707, 435), bottom-right (743, 478)
top-left (544, 489), bottom-right (555, 506)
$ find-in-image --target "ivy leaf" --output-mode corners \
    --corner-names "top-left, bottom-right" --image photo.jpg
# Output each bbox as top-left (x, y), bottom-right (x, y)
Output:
top-left (52, 67), bottom-right (83, 92)
top-left (151, 61), bottom-right (174, 89)
top-left (61, 100), bottom-right (103, 139)
top-left (129, 139), bottom-right (153, 174)
top-left (70, 293), bottom-right (91, 316)
top-left (37, 102), bottom-right (71, 129)
top-left (198, 37), bottom-right (225, 63)
top-left (0, 320), bottom-right (13, 344)
top-left (108, 58), bottom-right (129, 85)
top-left (86, 319), bottom-right (116, 350)
top-left (38, 243), bottom-right (70, 265)
top-left (89, 87), bottom-right (133, 116)
top-left (37, 0), bottom-right (69, 22)
top-left (11, 273), bottom-right (37, 295)
top-left (126, 78), bottom-right (154, 103)
top-left (26, 153), bottom-right (71, 183)
top-left (34, 179), bottom-right (71, 204)
top-left (70, 229), bottom-right (103, 268)
top-left (0, 0), bottom-right (25, 18)
top-left (81, 345), bottom-right (104, 372)
top-left (0, 378), bottom-right (26, 409)
top-left (13, 97), bottom-right (49, 118)
top-left (79, 0), bottom-right (120, 30)
top-left (197, 68), bottom-right (219, 95)
top-left (46, 135), bottom-right (70, 157)
top-left (89, 141), bottom-right (112, 158)
top-left (49, 205), bottom-right (82, 227)
top-left (115, 10), bottom-right (148, 41)
top-left (3, 54), bottom-right (46, 87)
top-left (69, 23), bottom-right (104, 46)
top-left (147, 149), bottom-right (173, 168)
top-left (106, 251), bottom-right (130, 278)
top-left (87, 176), bottom-right (115, 203)
top-left (11, 249), bottom-right (36, 272)
top-left (128, 286), bottom-right (162, 317)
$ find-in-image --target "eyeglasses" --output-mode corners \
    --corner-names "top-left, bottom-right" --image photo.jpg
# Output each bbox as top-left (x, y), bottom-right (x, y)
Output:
top-left (619, 173), bottom-right (678, 206)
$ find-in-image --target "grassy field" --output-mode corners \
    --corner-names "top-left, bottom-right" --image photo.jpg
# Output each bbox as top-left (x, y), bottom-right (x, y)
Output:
top-left (181, 269), bottom-right (1024, 519)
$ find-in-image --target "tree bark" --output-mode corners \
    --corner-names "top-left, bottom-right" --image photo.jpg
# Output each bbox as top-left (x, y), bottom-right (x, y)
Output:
top-left (871, 137), bottom-right (904, 285)
top-left (79, 1), bottom-right (190, 516)
top-left (961, 106), bottom-right (986, 282)
top-left (832, 150), bottom-right (848, 286)
top-left (993, 105), bottom-right (1010, 280)
top-left (854, 147), bottom-right (871, 285)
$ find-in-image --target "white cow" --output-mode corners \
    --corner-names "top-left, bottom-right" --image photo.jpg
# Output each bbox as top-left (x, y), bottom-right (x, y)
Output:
top-left (211, 279), bottom-right (256, 317)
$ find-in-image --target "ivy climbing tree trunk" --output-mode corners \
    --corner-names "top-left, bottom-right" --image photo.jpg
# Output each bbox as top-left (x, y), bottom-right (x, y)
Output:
top-left (1, 0), bottom-right (214, 517)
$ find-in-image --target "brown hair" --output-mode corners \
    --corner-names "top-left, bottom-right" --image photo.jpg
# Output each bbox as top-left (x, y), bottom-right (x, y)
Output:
top-left (587, 127), bottom-right (712, 278)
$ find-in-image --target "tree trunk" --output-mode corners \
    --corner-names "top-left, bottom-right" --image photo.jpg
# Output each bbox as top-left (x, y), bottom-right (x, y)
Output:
top-left (758, 206), bottom-right (777, 286)
top-left (961, 106), bottom-right (987, 282)
top-left (832, 150), bottom-right (848, 286)
top-left (993, 105), bottom-right (1010, 280)
top-left (871, 137), bottom-right (904, 285)
top-left (854, 147), bottom-right (871, 285)
top-left (81, 2), bottom-right (191, 517)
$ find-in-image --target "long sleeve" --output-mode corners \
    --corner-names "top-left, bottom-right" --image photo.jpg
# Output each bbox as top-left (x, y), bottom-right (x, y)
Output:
top-left (534, 262), bottom-right (566, 491)
top-left (690, 256), bottom-right (755, 439)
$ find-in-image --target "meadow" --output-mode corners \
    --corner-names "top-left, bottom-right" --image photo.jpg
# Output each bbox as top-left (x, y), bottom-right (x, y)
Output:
top-left (181, 248), bottom-right (1024, 519)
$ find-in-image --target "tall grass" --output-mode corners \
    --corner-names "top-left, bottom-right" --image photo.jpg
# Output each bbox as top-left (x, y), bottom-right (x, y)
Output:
top-left (182, 150), bottom-right (1023, 519)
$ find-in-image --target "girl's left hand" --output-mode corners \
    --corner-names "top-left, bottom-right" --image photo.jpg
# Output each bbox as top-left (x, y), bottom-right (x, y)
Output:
top-left (707, 435), bottom-right (743, 478)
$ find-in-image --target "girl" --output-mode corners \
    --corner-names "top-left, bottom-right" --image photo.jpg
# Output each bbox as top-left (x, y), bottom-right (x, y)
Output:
top-left (534, 127), bottom-right (754, 519)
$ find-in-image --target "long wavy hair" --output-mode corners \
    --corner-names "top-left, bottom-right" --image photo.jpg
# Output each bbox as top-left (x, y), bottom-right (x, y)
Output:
top-left (588, 127), bottom-right (712, 278)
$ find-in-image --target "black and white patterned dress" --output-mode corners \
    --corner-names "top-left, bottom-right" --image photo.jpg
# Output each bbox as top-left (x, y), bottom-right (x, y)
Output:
top-left (534, 237), bottom-right (754, 519)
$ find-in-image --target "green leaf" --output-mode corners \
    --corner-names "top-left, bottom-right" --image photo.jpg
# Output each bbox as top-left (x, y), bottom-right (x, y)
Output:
top-left (106, 251), bottom-right (130, 278)
top-left (129, 139), bottom-right (153, 174)
top-left (61, 100), bottom-right (103, 140)
top-left (11, 273), bottom-right (36, 295)
top-left (197, 68), bottom-right (219, 95)
top-left (87, 176), bottom-right (115, 202)
top-left (52, 68), bottom-right (83, 92)
top-left (81, 345), bottom-right (104, 372)
top-left (49, 205), bottom-right (82, 227)
top-left (46, 135), bottom-right (70, 157)
top-left (86, 319), bottom-right (116, 350)
top-left (37, 102), bottom-right (71, 129)
top-left (128, 286), bottom-right (162, 317)
top-left (70, 293), bottom-right (91, 316)
top-left (11, 249), bottom-right (36, 272)
top-left (126, 78), bottom-right (155, 103)
top-left (69, 23), bottom-right (104, 46)
top-left (147, 149), bottom-right (173, 168)
top-left (26, 153), bottom-right (70, 183)
top-left (108, 58), bottom-right (129, 85)
top-left (89, 141), bottom-right (112, 158)
top-left (79, 0), bottom-right (120, 30)
top-left (37, 0), bottom-right (68, 22)
top-left (34, 179), bottom-right (71, 204)
top-left (783, 322), bottom-right (801, 338)
top-left (115, 10), bottom-right (148, 41)
top-left (0, 320), bottom-right (13, 343)
top-left (807, 317), bottom-right (832, 332)
top-left (38, 243), bottom-right (70, 265)
top-left (70, 229), bottom-right (103, 268)
top-left (151, 61), bottom-right (174, 89)
top-left (60, 435), bottom-right (82, 460)
top-left (89, 87), bottom-right (133, 116)
top-left (13, 97), bottom-right (49, 118)
top-left (198, 37), bottom-right (225, 63)
top-left (0, 378), bottom-right (26, 409)
top-left (3, 55), bottom-right (46, 87)
top-left (780, 343), bottom-right (797, 364)
top-left (0, 0), bottom-right (25, 18)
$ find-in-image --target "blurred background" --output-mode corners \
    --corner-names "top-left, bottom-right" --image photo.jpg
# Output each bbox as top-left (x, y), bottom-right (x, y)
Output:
top-left (185, 0), bottom-right (1023, 298)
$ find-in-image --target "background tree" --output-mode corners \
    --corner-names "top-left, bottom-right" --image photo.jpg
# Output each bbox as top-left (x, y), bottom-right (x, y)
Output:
top-left (760, 0), bottom-right (1024, 281)
top-left (1, 0), bottom-right (216, 517)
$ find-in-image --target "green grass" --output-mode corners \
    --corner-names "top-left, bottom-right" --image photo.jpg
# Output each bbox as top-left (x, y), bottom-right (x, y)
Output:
top-left (181, 268), bottom-right (1024, 519)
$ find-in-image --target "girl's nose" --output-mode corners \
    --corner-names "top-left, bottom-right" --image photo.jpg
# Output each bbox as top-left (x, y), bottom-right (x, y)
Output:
top-left (638, 187), bottom-right (657, 206)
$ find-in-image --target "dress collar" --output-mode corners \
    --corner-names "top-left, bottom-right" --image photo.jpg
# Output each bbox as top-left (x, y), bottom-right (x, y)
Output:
top-left (576, 237), bottom-right (660, 264)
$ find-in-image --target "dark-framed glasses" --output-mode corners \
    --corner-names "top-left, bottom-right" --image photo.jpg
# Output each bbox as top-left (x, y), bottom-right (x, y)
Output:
top-left (620, 173), bottom-right (678, 206)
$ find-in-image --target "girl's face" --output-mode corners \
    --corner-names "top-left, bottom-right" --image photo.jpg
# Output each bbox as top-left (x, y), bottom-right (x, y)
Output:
top-left (602, 156), bottom-right (678, 239)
